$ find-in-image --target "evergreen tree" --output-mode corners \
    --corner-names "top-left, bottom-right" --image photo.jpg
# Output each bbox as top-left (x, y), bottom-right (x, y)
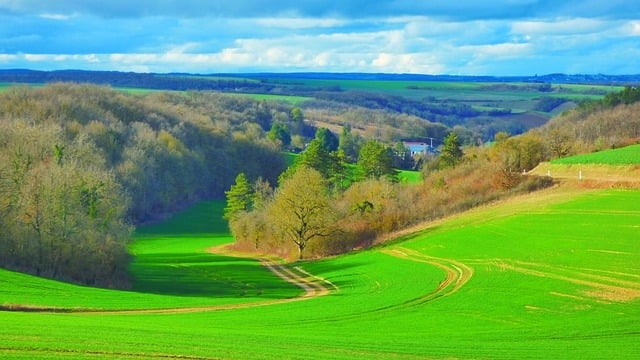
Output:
top-left (298, 139), bottom-right (332, 178)
top-left (315, 128), bottom-right (339, 152)
top-left (224, 173), bottom-right (254, 220)
top-left (357, 140), bottom-right (397, 181)
top-left (267, 123), bottom-right (291, 147)
top-left (339, 124), bottom-right (361, 162)
top-left (328, 149), bottom-right (349, 191)
top-left (440, 132), bottom-right (463, 169)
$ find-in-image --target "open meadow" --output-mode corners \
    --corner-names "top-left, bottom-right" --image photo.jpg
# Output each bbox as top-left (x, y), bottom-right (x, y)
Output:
top-left (1, 181), bottom-right (639, 359)
top-left (551, 144), bottom-right (640, 165)
top-left (532, 144), bottom-right (640, 184)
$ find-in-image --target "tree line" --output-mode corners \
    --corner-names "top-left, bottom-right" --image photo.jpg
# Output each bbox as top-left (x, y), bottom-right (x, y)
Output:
top-left (2, 82), bottom-right (637, 285)
top-left (0, 83), bottom-right (292, 287)
top-left (225, 127), bottom-right (554, 259)
top-left (225, 85), bottom-right (640, 260)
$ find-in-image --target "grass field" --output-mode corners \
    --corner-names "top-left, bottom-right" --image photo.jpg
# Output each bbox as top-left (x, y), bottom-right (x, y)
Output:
top-left (397, 169), bottom-right (422, 183)
top-left (1, 186), bottom-right (639, 359)
top-left (268, 78), bottom-right (620, 102)
top-left (228, 92), bottom-right (311, 104)
top-left (552, 144), bottom-right (640, 165)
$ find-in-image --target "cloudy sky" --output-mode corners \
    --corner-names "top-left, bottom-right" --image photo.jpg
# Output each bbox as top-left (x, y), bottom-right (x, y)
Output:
top-left (1, 0), bottom-right (639, 75)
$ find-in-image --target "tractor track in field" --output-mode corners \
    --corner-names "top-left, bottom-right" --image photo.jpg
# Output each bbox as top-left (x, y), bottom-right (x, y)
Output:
top-left (471, 259), bottom-right (640, 302)
top-left (0, 258), bottom-right (332, 315)
top-left (380, 247), bottom-right (474, 307)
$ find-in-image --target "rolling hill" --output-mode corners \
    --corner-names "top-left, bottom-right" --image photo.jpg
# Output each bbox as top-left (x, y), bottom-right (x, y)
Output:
top-left (1, 178), bottom-right (638, 359)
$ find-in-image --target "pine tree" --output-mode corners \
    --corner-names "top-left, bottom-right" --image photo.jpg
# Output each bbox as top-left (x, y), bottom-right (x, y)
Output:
top-left (223, 173), bottom-right (253, 220)
top-left (357, 140), bottom-right (397, 181)
top-left (440, 132), bottom-right (463, 169)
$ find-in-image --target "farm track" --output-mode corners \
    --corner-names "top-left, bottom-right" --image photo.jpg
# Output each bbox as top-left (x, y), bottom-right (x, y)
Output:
top-left (467, 258), bottom-right (640, 302)
top-left (0, 259), bottom-right (332, 315)
top-left (286, 246), bottom-right (475, 324)
top-left (380, 247), bottom-right (474, 306)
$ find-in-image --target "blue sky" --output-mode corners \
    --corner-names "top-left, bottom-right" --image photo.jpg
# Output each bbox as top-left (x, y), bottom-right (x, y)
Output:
top-left (1, 0), bottom-right (639, 75)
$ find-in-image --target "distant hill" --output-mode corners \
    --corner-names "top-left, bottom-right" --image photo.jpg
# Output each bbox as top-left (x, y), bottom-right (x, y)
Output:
top-left (1, 69), bottom-right (640, 89)
top-left (1, 69), bottom-right (635, 143)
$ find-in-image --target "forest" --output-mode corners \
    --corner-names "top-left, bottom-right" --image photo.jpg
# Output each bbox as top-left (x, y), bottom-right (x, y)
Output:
top-left (3, 69), bottom-right (633, 141)
top-left (0, 84), bottom-right (289, 287)
top-left (1, 81), bottom-right (639, 287)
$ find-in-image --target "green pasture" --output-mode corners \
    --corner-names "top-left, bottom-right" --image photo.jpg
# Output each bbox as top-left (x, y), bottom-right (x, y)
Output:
top-left (552, 143), bottom-right (640, 165)
top-left (0, 201), bottom-right (300, 311)
top-left (397, 169), bottom-right (422, 183)
top-left (1, 188), bottom-right (639, 359)
top-left (226, 92), bottom-right (312, 104)
top-left (0, 82), bottom-right (44, 91)
top-left (271, 78), bottom-right (619, 102)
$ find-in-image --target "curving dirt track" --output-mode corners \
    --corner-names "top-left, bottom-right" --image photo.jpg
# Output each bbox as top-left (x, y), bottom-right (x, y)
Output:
top-left (380, 247), bottom-right (474, 305)
top-left (1, 258), bottom-right (333, 315)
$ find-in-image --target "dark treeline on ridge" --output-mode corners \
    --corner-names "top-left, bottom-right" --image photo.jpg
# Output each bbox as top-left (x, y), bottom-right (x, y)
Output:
top-left (4, 69), bottom-right (640, 142)
top-left (0, 83), bottom-right (291, 287)
top-left (3, 69), bottom-right (640, 88)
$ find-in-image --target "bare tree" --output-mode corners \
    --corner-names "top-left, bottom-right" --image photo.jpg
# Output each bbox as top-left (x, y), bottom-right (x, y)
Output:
top-left (268, 166), bottom-right (336, 259)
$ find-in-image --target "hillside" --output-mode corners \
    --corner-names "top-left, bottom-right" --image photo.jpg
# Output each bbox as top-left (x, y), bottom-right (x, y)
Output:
top-left (530, 144), bottom-right (640, 186)
top-left (1, 180), bottom-right (638, 359)
top-left (0, 83), bottom-right (289, 287)
top-left (0, 69), bottom-right (626, 142)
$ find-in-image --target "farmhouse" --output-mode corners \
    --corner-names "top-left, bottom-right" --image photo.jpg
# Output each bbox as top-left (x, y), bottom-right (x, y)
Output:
top-left (402, 140), bottom-right (439, 156)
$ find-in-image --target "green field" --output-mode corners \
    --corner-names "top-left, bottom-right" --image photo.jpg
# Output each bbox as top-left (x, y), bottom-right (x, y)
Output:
top-left (228, 92), bottom-right (312, 104)
top-left (552, 144), bottom-right (640, 165)
top-left (397, 169), bottom-right (422, 183)
top-left (1, 187), bottom-right (639, 359)
top-left (268, 78), bottom-right (620, 102)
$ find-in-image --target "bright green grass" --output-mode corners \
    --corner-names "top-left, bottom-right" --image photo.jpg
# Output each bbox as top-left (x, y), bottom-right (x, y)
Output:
top-left (226, 92), bottom-right (311, 104)
top-left (0, 82), bottom-right (44, 91)
top-left (1, 189), bottom-right (639, 359)
top-left (115, 87), bottom-right (166, 94)
top-left (397, 169), bottom-right (422, 183)
top-left (552, 144), bottom-right (640, 165)
top-left (0, 201), bottom-right (301, 311)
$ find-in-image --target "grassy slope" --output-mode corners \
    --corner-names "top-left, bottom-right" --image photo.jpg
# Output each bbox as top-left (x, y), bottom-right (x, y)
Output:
top-left (532, 144), bottom-right (640, 183)
top-left (0, 201), bottom-right (301, 311)
top-left (1, 185), bottom-right (639, 359)
top-left (552, 144), bottom-right (640, 165)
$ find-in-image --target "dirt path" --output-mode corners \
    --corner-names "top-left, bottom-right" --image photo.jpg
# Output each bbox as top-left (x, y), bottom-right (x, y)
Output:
top-left (529, 163), bottom-right (640, 187)
top-left (1, 254), bottom-right (333, 315)
top-left (380, 247), bottom-right (474, 305)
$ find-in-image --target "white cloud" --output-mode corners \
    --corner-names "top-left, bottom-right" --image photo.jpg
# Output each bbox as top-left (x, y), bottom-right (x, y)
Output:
top-left (0, 54), bottom-right (18, 61)
top-left (628, 21), bottom-right (640, 36)
top-left (465, 43), bottom-right (532, 58)
top-left (255, 17), bottom-right (346, 29)
top-left (39, 13), bottom-right (75, 20)
top-left (2, 5), bottom-right (638, 75)
top-left (371, 53), bottom-right (445, 74)
top-left (511, 18), bottom-right (608, 36)
top-left (24, 54), bottom-right (50, 61)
